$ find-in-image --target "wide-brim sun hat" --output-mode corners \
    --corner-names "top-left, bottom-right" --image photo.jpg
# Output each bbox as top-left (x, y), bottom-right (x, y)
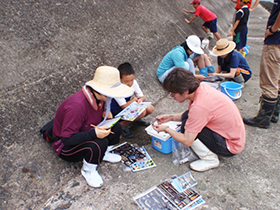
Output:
top-left (86, 66), bottom-right (133, 98)
top-left (212, 39), bottom-right (236, 56)
top-left (186, 35), bottom-right (204, 55)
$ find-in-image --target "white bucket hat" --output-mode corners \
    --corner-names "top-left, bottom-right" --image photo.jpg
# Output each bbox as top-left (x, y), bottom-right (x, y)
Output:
top-left (212, 39), bottom-right (236, 56)
top-left (86, 66), bottom-right (133, 98)
top-left (186, 35), bottom-right (204, 55)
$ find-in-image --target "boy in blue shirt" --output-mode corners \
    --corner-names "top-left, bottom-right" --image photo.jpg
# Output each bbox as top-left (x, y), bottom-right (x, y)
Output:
top-left (211, 39), bottom-right (252, 85)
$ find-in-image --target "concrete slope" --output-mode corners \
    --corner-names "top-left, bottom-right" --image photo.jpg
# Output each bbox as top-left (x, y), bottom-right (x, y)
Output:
top-left (0, 0), bottom-right (279, 209)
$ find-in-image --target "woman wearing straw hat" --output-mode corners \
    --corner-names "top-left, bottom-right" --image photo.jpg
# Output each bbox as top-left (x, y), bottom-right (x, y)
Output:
top-left (211, 38), bottom-right (252, 85)
top-left (52, 66), bottom-right (133, 188)
top-left (157, 35), bottom-right (213, 83)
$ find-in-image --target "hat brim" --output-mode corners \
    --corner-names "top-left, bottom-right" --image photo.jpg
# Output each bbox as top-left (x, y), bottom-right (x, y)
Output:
top-left (186, 39), bottom-right (204, 55)
top-left (212, 41), bottom-right (236, 56)
top-left (86, 81), bottom-right (133, 98)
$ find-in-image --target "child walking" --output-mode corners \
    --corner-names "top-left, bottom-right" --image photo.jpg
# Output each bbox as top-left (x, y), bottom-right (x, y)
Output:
top-left (111, 62), bottom-right (154, 138)
top-left (228, 0), bottom-right (250, 56)
top-left (183, 0), bottom-right (221, 40)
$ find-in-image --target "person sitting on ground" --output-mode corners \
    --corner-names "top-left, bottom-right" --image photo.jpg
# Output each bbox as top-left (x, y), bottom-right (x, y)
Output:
top-left (111, 62), bottom-right (154, 138)
top-left (157, 35), bottom-right (214, 83)
top-left (211, 38), bottom-right (252, 85)
top-left (228, 0), bottom-right (250, 56)
top-left (183, 0), bottom-right (221, 40)
top-left (51, 66), bottom-right (133, 188)
top-left (152, 68), bottom-right (246, 172)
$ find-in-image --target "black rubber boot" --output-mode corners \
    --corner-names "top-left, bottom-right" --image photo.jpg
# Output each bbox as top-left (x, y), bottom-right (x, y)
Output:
top-left (271, 92), bottom-right (280, 123)
top-left (243, 96), bottom-right (277, 129)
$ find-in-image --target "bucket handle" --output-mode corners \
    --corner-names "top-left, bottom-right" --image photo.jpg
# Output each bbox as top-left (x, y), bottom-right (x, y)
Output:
top-left (224, 88), bottom-right (242, 100)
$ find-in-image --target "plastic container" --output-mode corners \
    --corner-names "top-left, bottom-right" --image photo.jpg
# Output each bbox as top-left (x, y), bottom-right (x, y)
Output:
top-left (152, 136), bottom-right (179, 154)
top-left (145, 121), bottom-right (181, 154)
top-left (220, 81), bottom-right (243, 101)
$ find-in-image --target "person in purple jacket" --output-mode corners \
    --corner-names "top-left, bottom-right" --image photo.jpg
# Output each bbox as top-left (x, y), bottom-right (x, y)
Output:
top-left (52, 66), bottom-right (133, 188)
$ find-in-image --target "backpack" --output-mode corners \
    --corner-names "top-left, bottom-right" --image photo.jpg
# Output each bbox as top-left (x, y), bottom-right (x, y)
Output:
top-left (39, 119), bottom-right (59, 143)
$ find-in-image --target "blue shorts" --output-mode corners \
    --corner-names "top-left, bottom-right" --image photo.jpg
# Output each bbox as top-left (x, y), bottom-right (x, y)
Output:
top-left (234, 28), bottom-right (248, 50)
top-left (203, 18), bottom-right (218, 33)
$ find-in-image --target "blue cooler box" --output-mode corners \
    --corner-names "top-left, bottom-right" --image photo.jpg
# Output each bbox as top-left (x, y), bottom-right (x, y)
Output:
top-left (145, 121), bottom-right (181, 154)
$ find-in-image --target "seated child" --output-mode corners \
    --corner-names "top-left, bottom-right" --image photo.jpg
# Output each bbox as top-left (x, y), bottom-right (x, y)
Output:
top-left (211, 39), bottom-right (252, 85)
top-left (111, 62), bottom-right (154, 138)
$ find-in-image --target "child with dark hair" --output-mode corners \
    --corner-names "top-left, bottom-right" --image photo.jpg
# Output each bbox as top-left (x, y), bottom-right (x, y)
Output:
top-left (228, 0), bottom-right (250, 56)
top-left (111, 62), bottom-right (154, 138)
top-left (183, 0), bottom-right (221, 40)
top-left (152, 67), bottom-right (246, 172)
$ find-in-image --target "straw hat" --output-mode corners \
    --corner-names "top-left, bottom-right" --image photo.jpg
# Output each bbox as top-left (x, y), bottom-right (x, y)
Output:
top-left (86, 66), bottom-right (133, 98)
top-left (212, 39), bottom-right (236, 56)
top-left (186, 35), bottom-right (204, 55)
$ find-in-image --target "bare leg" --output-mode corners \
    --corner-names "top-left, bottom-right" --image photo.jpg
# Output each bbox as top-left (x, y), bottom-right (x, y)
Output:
top-left (213, 32), bottom-right (221, 40)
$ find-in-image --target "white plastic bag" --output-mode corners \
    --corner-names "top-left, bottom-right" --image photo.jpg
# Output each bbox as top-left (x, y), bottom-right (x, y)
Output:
top-left (172, 140), bottom-right (198, 165)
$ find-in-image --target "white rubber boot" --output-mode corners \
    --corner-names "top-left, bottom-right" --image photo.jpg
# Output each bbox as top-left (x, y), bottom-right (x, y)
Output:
top-left (190, 139), bottom-right (219, 172)
top-left (103, 145), bottom-right (122, 163)
top-left (81, 159), bottom-right (103, 188)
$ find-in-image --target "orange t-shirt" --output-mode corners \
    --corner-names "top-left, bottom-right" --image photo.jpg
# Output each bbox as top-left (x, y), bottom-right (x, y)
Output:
top-left (184, 84), bottom-right (246, 154)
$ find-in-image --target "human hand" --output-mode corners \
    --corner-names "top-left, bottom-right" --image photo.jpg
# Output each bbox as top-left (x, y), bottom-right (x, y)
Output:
top-left (183, 8), bottom-right (189, 13)
top-left (208, 72), bottom-right (217, 77)
top-left (265, 27), bottom-right (274, 39)
top-left (152, 124), bottom-right (167, 133)
top-left (227, 30), bottom-right (235, 37)
top-left (92, 125), bottom-right (112, 138)
top-left (196, 74), bottom-right (206, 81)
top-left (155, 114), bottom-right (172, 124)
top-left (136, 97), bottom-right (144, 103)
top-left (184, 18), bottom-right (190, 24)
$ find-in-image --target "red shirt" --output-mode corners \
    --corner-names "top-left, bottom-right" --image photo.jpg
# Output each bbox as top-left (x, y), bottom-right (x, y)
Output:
top-left (235, 0), bottom-right (252, 10)
top-left (195, 5), bottom-right (217, 22)
top-left (184, 84), bottom-right (246, 154)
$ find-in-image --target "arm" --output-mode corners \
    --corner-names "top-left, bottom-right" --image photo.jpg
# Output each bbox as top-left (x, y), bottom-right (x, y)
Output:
top-left (137, 96), bottom-right (145, 103)
top-left (231, 0), bottom-right (237, 3)
top-left (155, 112), bottom-right (184, 124)
top-left (183, 8), bottom-right (196, 14)
top-left (120, 97), bottom-right (138, 109)
top-left (250, 0), bottom-right (260, 12)
top-left (265, 12), bottom-right (280, 38)
top-left (185, 15), bottom-right (197, 24)
top-left (213, 68), bottom-right (237, 78)
top-left (228, 20), bottom-right (240, 36)
top-left (152, 124), bottom-right (197, 147)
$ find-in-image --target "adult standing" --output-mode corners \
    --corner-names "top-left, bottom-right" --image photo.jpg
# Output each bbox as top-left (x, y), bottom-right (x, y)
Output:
top-left (243, 0), bottom-right (280, 128)
top-left (152, 68), bottom-right (246, 172)
top-left (51, 66), bottom-right (133, 187)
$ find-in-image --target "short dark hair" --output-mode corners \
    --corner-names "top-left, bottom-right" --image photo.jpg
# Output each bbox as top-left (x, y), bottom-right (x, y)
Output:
top-left (163, 67), bottom-right (199, 94)
top-left (117, 62), bottom-right (135, 78)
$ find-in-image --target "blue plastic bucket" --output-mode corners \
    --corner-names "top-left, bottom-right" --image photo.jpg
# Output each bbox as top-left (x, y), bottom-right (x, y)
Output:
top-left (220, 81), bottom-right (243, 101)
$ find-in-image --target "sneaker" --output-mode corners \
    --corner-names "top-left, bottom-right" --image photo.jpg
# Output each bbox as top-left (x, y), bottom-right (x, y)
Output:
top-left (122, 126), bottom-right (134, 139)
top-left (134, 119), bottom-right (150, 126)
top-left (103, 152), bottom-right (122, 163)
top-left (206, 32), bottom-right (214, 40)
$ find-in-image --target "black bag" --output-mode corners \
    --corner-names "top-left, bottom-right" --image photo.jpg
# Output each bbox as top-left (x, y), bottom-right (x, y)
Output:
top-left (39, 119), bottom-right (59, 143)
